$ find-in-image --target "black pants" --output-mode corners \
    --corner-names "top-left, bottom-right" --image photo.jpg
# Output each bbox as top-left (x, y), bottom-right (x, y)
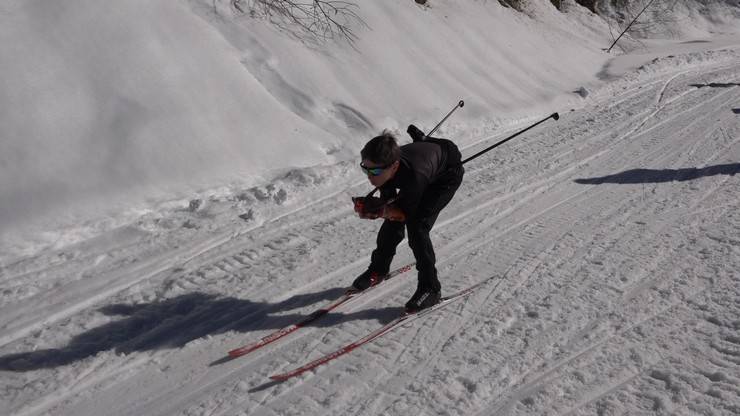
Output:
top-left (369, 165), bottom-right (464, 291)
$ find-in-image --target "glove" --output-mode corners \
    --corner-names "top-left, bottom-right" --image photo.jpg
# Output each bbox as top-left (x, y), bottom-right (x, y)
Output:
top-left (352, 196), bottom-right (385, 219)
top-left (382, 204), bottom-right (406, 222)
top-left (407, 124), bottom-right (426, 142)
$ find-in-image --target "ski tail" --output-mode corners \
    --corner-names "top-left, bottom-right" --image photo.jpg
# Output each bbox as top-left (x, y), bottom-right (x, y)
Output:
top-left (227, 262), bottom-right (415, 359)
top-left (269, 275), bottom-right (496, 381)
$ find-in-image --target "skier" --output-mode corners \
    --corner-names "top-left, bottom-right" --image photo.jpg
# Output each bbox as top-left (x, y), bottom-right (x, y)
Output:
top-left (351, 125), bottom-right (464, 312)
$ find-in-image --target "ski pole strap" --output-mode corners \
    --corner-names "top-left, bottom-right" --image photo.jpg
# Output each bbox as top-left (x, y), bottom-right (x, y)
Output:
top-left (461, 112), bottom-right (559, 166)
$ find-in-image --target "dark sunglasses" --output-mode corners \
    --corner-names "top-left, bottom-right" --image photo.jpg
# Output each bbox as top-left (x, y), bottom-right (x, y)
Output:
top-left (360, 162), bottom-right (392, 176)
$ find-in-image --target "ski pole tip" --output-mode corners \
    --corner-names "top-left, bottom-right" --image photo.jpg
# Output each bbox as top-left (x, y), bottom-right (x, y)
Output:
top-left (458, 100), bottom-right (465, 107)
top-left (552, 112), bottom-right (560, 120)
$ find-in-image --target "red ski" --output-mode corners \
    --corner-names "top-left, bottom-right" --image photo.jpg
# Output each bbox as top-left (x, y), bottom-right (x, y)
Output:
top-left (227, 263), bottom-right (415, 359)
top-left (269, 276), bottom-right (494, 381)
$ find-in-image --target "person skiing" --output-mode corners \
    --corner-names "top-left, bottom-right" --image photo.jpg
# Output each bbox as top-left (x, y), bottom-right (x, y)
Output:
top-left (351, 125), bottom-right (464, 312)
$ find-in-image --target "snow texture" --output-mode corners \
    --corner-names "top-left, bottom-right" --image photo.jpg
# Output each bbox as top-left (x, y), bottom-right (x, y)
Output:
top-left (1, 0), bottom-right (740, 415)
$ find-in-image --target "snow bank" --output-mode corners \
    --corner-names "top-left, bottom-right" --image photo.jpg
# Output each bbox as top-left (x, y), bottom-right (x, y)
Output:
top-left (0, 0), bottom-right (333, 237)
top-left (0, 0), bottom-right (617, 256)
top-left (2, 0), bottom-right (738, 258)
top-left (596, 0), bottom-right (740, 41)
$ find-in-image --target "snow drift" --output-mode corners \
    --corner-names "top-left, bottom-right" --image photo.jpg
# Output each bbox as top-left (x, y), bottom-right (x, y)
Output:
top-left (1, 0), bottom-right (738, 254)
top-left (1, 0), bottom-right (615, 251)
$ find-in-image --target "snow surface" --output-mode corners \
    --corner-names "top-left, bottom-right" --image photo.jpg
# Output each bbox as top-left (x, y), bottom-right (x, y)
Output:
top-left (1, 0), bottom-right (740, 415)
top-left (1, 0), bottom-right (615, 255)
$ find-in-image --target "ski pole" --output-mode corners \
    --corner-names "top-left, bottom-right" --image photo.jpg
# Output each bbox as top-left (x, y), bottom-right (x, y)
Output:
top-left (358, 108), bottom-right (559, 213)
top-left (461, 112), bottom-right (559, 166)
top-left (426, 100), bottom-right (465, 139)
top-left (364, 99), bottom-right (466, 198)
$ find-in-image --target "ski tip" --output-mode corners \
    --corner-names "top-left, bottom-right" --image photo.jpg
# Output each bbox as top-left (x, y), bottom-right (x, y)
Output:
top-left (228, 346), bottom-right (254, 358)
top-left (269, 374), bottom-right (289, 382)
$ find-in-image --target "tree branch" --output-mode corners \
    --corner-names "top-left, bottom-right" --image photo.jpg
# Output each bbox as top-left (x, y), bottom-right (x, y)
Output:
top-left (233, 0), bottom-right (365, 46)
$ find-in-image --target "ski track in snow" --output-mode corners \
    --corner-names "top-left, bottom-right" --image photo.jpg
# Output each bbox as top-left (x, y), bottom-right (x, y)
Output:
top-left (2, 50), bottom-right (740, 416)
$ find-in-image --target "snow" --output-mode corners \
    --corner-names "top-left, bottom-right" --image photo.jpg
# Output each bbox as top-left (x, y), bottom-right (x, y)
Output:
top-left (1, 0), bottom-right (740, 415)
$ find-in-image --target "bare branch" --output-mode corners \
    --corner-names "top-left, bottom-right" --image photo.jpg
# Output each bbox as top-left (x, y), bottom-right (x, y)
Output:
top-left (232, 0), bottom-right (366, 46)
top-left (603, 0), bottom-right (685, 52)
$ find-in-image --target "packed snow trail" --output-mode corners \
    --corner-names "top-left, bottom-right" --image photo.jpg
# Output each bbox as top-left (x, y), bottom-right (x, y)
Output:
top-left (1, 49), bottom-right (739, 416)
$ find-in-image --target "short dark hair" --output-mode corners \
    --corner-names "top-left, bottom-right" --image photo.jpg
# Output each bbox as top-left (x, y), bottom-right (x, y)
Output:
top-left (361, 130), bottom-right (401, 166)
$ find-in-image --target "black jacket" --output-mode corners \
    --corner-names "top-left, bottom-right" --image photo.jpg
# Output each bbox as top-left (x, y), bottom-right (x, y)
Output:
top-left (379, 138), bottom-right (462, 219)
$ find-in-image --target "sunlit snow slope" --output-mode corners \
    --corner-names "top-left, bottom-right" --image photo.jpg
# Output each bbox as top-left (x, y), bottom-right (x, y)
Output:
top-left (1, 1), bottom-right (740, 416)
top-left (2, 46), bottom-right (740, 416)
top-left (1, 0), bottom-right (612, 254)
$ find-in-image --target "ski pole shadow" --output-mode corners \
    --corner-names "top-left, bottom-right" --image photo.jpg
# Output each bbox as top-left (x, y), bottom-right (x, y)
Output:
top-left (574, 163), bottom-right (740, 185)
top-left (689, 82), bottom-right (740, 89)
top-left (0, 284), bottom-right (401, 372)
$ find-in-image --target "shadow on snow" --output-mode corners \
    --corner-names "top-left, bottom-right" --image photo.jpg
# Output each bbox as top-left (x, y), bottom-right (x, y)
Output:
top-left (574, 163), bottom-right (740, 185)
top-left (689, 82), bottom-right (740, 89)
top-left (0, 287), bottom-right (404, 372)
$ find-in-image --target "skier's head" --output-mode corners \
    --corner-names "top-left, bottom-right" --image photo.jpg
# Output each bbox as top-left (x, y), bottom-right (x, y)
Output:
top-left (360, 130), bottom-right (401, 187)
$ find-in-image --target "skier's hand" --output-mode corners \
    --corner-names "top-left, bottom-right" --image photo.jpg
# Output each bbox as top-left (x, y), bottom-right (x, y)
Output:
top-left (407, 124), bottom-right (426, 142)
top-left (352, 197), bottom-right (365, 215)
top-left (352, 196), bottom-right (384, 219)
top-left (382, 204), bottom-right (406, 222)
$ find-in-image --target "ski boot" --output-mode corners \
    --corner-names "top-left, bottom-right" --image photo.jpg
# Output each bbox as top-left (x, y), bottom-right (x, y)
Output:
top-left (404, 286), bottom-right (441, 313)
top-left (350, 270), bottom-right (387, 292)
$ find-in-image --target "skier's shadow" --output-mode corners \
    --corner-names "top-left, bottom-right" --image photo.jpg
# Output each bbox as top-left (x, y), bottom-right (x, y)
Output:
top-left (0, 287), bottom-right (403, 372)
top-left (574, 163), bottom-right (740, 185)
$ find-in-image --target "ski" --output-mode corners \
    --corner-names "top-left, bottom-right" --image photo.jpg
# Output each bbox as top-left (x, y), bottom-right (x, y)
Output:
top-left (269, 276), bottom-right (494, 381)
top-left (227, 263), bottom-right (415, 359)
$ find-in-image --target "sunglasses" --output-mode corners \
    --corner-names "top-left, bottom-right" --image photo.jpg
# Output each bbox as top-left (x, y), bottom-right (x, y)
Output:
top-left (360, 162), bottom-right (392, 176)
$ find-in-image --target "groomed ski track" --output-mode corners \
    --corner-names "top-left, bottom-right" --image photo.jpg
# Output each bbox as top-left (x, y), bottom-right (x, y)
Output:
top-left (2, 50), bottom-right (740, 416)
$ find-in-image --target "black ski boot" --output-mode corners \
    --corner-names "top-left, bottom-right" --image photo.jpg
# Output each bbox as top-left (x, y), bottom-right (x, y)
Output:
top-left (404, 286), bottom-right (441, 313)
top-left (350, 270), bottom-right (387, 292)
